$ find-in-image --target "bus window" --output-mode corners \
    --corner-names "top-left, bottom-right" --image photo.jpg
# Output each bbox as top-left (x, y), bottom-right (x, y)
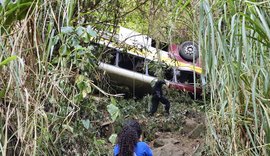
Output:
top-left (147, 61), bottom-right (159, 77)
top-left (93, 42), bottom-right (119, 66)
top-left (133, 56), bottom-right (145, 74)
top-left (118, 53), bottom-right (134, 70)
top-left (164, 67), bottom-right (173, 81)
top-left (175, 70), bottom-right (200, 85)
top-left (151, 39), bottom-right (169, 52)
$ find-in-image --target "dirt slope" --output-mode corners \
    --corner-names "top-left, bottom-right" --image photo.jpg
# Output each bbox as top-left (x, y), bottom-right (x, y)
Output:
top-left (145, 109), bottom-right (206, 156)
top-left (151, 132), bottom-right (204, 156)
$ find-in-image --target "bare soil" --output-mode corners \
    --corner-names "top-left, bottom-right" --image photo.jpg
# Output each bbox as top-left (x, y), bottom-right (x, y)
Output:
top-left (146, 110), bottom-right (206, 156)
top-left (151, 132), bottom-right (205, 156)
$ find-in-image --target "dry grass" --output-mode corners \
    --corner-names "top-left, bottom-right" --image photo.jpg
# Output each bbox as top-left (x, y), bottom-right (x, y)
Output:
top-left (1, 0), bottom-right (269, 155)
top-left (200, 0), bottom-right (270, 155)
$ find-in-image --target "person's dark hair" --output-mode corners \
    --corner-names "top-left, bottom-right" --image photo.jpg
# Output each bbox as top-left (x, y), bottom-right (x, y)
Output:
top-left (124, 120), bottom-right (142, 139)
top-left (117, 125), bottom-right (138, 156)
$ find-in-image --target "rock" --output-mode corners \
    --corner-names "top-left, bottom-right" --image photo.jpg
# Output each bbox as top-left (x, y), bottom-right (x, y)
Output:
top-left (181, 118), bottom-right (198, 135)
top-left (153, 144), bottom-right (185, 156)
top-left (154, 132), bottom-right (162, 138)
top-left (153, 139), bottom-right (165, 148)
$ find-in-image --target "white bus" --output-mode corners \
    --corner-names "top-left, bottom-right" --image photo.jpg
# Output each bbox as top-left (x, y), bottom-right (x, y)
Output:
top-left (94, 27), bottom-right (205, 96)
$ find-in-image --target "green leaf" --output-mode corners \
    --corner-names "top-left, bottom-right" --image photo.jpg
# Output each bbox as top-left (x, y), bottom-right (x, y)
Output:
top-left (0, 55), bottom-right (17, 67)
top-left (85, 84), bottom-right (92, 93)
top-left (51, 35), bottom-right (59, 46)
top-left (74, 93), bottom-right (83, 103)
top-left (76, 26), bottom-right (85, 36)
top-left (74, 45), bottom-right (84, 51)
top-left (110, 97), bottom-right (117, 105)
top-left (76, 75), bottom-right (85, 90)
top-left (81, 119), bottom-right (91, 129)
top-left (96, 139), bottom-right (105, 145)
top-left (0, 89), bottom-right (5, 98)
top-left (82, 32), bottom-right (90, 43)
top-left (70, 35), bottom-right (80, 47)
top-left (61, 26), bottom-right (74, 34)
top-left (109, 133), bottom-right (117, 144)
top-left (59, 44), bottom-right (69, 56)
top-left (107, 103), bottom-right (120, 122)
top-left (86, 25), bottom-right (97, 37)
top-left (2, 1), bottom-right (34, 27)
top-left (82, 90), bottom-right (88, 98)
top-left (77, 81), bottom-right (85, 91)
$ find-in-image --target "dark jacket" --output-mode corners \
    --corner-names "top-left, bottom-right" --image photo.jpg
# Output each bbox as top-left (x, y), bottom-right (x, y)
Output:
top-left (152, 80), bottom-right (166, 98)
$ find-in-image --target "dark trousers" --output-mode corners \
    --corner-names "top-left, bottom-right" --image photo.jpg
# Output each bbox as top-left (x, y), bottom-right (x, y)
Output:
top-left (150, 95), bottom-right (170, 115)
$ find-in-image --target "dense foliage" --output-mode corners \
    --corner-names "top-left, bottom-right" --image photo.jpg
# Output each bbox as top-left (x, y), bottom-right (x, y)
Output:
top-left (0, 0), bottom-right (270, 155)
top-left (0, 0), bottom-right (195, 155)
top-left (200, 0), bottom-right (270, 155)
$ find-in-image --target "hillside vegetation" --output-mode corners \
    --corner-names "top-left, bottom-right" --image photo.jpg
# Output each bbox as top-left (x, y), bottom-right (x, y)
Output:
top-left (0, 0), bottom-right (270, 155)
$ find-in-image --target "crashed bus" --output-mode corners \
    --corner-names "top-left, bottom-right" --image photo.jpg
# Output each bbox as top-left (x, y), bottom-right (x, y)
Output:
top-left (94, 27), bottom-right (205, 97)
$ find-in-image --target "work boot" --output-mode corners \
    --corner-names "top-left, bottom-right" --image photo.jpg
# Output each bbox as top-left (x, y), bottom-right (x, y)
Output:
top-left (148, 112), bottom-right (154, 117)
top-left (164, 111), bottom-right (170, 117)
top-left (164, 112), bottom-right (170, 117)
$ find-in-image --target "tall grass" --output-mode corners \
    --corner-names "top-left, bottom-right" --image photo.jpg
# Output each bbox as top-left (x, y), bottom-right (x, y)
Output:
top-left (2, 0), bottom-right (269, 155)
top-left (0, 0), bottom-right (123, 155)
top-left (200, 0), bottom-right (270, 155)
top-left (2, 0), bottom-right (188, 155)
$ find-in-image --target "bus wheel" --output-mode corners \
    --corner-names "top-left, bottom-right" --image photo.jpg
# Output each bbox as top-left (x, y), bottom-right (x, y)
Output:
top-left (179, 41), bottom-right (199, 62)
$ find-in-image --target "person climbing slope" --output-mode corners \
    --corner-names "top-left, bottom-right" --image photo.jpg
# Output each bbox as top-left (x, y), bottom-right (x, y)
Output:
top-left (113, 120), bottom-right (153, 156)
top-left (149, 80), bottom-right (170, 116)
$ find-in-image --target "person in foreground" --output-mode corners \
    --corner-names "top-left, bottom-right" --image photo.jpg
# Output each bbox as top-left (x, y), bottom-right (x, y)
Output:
top-left (149, 80), bottom-right (170, 116)
top-left (113, 120), bottom-right (153, 156)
